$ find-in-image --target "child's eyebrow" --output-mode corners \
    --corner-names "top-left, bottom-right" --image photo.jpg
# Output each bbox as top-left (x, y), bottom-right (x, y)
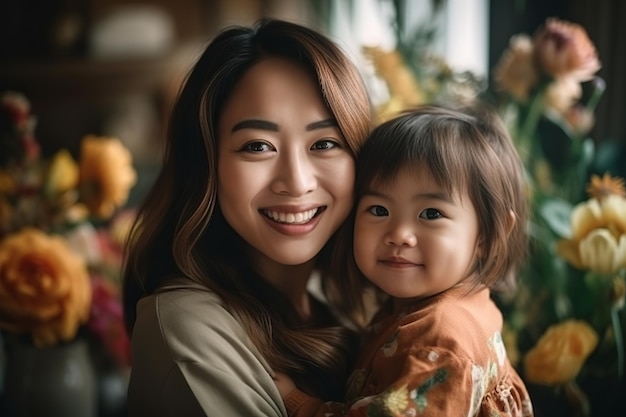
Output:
top-left (363, 188), bottom-right (453, 203)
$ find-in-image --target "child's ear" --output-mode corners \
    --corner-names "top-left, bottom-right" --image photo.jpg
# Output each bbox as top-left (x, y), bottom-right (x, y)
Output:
top-left (475, 210), bottom-right (516, 259)
top-left (506, 209), bottom-right (517, 237)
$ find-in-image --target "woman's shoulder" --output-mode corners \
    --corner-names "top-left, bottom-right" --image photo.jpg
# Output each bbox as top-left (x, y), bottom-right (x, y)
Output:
top-left (137, 277), bottom-right (223, 324)
top-left (133, 278), bottom-right (264, 362)
top-left (129, 276), bottom-right (286, 416)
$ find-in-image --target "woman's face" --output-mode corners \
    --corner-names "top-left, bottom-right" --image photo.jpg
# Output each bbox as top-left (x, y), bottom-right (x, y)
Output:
top-left (217, 57), bottom-right (355, 275)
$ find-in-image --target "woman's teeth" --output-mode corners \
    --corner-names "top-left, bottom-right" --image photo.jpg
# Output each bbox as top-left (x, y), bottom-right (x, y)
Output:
top-left (264, 208), bottom-right (318, 224)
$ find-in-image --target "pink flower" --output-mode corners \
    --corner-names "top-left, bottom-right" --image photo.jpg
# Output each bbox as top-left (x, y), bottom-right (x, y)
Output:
top-left (533, 18), bottom-right (601, 81)
top-left (86, 276), bottom-right (131, 367)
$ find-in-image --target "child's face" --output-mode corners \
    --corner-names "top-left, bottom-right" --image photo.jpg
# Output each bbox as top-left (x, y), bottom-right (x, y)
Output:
top-left (353, 166), bottom-right (480, 299)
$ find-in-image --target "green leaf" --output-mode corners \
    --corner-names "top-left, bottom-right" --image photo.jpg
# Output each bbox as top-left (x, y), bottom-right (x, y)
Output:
top-left (537, 198), bottom-right (573, 238)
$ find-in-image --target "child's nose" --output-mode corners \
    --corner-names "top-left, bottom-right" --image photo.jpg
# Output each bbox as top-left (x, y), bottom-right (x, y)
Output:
top-left (385, 223), bottom-right (417, 247)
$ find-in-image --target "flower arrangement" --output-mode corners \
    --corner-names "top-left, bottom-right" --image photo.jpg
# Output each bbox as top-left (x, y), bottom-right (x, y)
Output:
top-left (361, 7), bottom-right (625, 416)
top-left (0, 91), bottom-right (135, 368)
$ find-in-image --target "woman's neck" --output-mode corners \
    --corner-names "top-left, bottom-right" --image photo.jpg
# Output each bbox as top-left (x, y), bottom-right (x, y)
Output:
top-left (248, 249), bottom-right (316, 319)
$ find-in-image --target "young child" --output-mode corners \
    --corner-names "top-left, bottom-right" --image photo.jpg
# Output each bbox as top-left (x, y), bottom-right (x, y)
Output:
top-left (276, 105), bottom-right (534, 417)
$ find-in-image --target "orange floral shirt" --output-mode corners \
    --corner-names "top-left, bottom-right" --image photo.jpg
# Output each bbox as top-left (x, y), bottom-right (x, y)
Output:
top-left (285, 286), bottom-right (534, 417)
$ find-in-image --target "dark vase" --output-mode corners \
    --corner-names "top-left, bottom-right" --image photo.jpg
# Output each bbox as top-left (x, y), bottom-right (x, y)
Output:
top-left (1, 335), bottom-right (97, 417)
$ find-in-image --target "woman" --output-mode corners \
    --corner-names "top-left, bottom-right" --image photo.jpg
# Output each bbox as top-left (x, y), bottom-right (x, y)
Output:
top-left (123, 18), bottom-right (373, 416)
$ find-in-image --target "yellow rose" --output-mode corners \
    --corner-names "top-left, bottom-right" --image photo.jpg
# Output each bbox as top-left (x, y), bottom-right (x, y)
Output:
top-left (0, 228), bottom-right (92, 347)
top-left (78, 135), bottom-right (137, 219)
top-left (524, 320), bottom-right (598, 385)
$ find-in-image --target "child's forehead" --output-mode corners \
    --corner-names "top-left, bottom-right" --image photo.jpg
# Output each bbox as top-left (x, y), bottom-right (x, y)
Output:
top-left (369, 164), bottom-right (455, 193)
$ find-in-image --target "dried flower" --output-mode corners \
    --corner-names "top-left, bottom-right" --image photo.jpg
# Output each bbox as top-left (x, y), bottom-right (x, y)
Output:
top-left (563, 105), bottom-right (595, 136)
top-left (0, 228), bottom-right (92, 347)
top-left (544, 76), bottom-right (582, 114)
top-left (533, 18), bottom-right (601, 82)
top-left (0, 91), bottom-right (40, 165)
top-left (493, 34), bottom-right (539, 101)
top-left (586, 173), bottom-right (626, 200)
top-left (524, 320), bottom-right (598, 385)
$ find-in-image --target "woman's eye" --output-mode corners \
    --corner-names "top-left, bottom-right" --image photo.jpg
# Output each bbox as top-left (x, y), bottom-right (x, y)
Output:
top-left (419, 208), bottom-right (442, 219)
top-left (368, 205), bottom-right (389, 217)
top-left (311, 139), bottom-right (339, 151)
top-left (242, 141), bottom-right (273, 153)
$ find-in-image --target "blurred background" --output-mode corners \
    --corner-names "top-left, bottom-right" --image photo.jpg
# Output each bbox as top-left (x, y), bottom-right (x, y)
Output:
top-left (0, 0), bottom-right (623, 202)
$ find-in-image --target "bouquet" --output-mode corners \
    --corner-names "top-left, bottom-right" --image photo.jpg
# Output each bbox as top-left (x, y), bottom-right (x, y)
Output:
top-left (0, 91), bottom-right (136, 367)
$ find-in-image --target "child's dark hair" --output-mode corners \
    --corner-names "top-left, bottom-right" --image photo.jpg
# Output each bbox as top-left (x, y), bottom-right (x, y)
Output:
top-left (333, 104), bottom-right (528, 306)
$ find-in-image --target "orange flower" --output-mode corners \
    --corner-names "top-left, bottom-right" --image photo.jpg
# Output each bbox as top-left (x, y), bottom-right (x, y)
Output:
top-left (78, 135), bottom-right (137, 219)
top-left (586, 173), bottom-right (626, 200)
top-left (493, 34), bottom-right (539, 101)
top-left (524, 320), bottom-right (598, 385)
top-left (0, 228), bottom-right (92, 347)
top-left (533, 18), bottom-right (601, 81)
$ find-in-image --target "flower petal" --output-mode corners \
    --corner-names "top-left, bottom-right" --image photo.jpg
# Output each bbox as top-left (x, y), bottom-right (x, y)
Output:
top-left (578, 228), bottom-right (620, 275)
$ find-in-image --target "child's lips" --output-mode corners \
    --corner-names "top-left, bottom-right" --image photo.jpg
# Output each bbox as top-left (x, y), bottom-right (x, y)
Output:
top-left (379, 256), bottom-right (421, 268)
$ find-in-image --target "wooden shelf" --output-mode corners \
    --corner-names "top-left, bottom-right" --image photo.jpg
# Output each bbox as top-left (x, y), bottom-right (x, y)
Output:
top-left (0, 54), bottom-right (181, 102)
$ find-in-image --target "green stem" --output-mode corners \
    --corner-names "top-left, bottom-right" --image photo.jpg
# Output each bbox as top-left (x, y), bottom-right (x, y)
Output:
top-left (563, 380), bottom-right (590, 417)
top-left (611, 305), bottom-right (624, 378)
top-left (585, 76), bottom-right (606, 114)
top-left (518, 82), bottom-right (548, 166)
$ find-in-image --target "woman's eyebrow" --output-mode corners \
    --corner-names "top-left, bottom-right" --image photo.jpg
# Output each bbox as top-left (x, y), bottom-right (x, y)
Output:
top-left (231, 119), bottom-right (279, 132)
top-left (306, 118), bottom-right (338, 131)
top-left (230, 118), bottom-right (337, 133)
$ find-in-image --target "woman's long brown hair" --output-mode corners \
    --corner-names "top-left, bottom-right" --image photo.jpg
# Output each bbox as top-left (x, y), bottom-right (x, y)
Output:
top-left (122, 18), bottom-right (372, 399)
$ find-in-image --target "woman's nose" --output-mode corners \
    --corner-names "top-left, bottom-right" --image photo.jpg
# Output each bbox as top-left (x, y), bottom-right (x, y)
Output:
top-left (384, 223), bottom-right (417, 247)
top-left (270, 151), bottom-right (317, 196)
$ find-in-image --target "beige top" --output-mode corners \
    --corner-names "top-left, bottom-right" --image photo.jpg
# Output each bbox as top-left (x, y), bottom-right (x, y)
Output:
top-left (127, 277), bottom-right (287, 417)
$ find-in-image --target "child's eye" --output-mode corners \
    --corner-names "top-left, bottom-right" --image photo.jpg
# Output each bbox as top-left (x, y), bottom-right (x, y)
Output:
top-left (368, 205), bottom-right (389, 217)
top-left (419, 208), bottom-right (442, 219)
top-left (241, 141), bottom-right (274, 153)
top-left (311, 139), bottom-right (340, 151)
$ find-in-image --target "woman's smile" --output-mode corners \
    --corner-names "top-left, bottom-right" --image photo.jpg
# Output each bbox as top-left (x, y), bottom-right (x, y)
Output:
top-left (262, 207), bottom-right (322, 224)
